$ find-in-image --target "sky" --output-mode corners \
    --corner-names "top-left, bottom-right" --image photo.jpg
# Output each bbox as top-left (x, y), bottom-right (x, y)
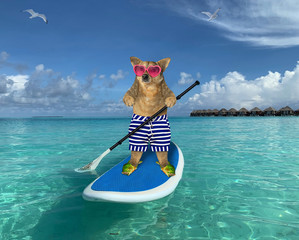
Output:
top-left (1, 0), bottom-right (299, 117)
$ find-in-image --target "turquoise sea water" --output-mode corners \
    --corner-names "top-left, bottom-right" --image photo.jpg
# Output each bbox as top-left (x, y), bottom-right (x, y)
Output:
top-left (1, 117), bottom-right (299, 240)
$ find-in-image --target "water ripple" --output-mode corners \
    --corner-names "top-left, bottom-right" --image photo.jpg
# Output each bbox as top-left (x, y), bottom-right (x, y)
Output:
top-left (1, 117), bottom-right (299, 239)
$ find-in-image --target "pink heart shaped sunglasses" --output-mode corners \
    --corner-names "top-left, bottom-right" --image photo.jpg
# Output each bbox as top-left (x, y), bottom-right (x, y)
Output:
top-left (133, 65), bottom-right (161, 78)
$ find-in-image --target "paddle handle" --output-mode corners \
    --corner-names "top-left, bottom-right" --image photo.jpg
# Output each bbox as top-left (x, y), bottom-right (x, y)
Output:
top-left (109, 80), bottom-right (200, 151)
top-left (176, 80), bottom-right (200, 100)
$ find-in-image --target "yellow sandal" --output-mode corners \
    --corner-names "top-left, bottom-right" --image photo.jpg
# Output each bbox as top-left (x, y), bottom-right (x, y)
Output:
top-left (156, 162), bottom-right (175, 177)
top-left (122, 161), bottom-right (142, 176)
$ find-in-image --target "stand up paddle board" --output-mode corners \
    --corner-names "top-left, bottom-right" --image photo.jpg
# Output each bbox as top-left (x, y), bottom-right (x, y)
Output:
top-left (83, 142), bottom-right (184, 203)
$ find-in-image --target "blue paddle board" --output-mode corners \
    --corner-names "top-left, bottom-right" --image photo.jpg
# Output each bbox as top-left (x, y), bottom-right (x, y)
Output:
top-left (83, 142), bottom-right (184, 203)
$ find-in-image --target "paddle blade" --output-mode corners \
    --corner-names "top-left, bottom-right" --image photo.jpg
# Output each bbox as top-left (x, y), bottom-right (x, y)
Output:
top-left (75, 149), bottom-right (111, 173)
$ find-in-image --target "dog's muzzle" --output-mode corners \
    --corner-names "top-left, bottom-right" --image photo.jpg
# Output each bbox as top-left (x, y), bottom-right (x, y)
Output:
top-left (142, 74), bottom-right (150, 83)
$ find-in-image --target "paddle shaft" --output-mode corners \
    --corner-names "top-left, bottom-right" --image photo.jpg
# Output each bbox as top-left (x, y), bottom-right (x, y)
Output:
top-left (109, 80), bottom-right (200, 151)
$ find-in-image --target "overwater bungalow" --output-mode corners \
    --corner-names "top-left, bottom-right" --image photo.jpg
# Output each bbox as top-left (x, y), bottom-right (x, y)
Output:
top-left (202, 109), bottom-right (209, 116)
top-left (207, 109), bottom-right (213, 116)
top-left (200, 109), bottom-right (207, 116)
top-left (278, 106), bottom-right (294, 116)
top-left (238, 107), bottom-right (249, 116)
top-left (198, 110), bottom-right (204, 116)
top-left (190, 110), bottom-right (196, 116)
top-left (250, 107), bottom-right (263, 116)
top-left (191, 106), bottom-right (298, 117)
top-left (219, 108), bottom-right (228, 116)
top-left (263, 107), bottom-right (276, 116)
top-left (228, 108), bottom-right (238, 116)
top-left (284, 106), bottom-right (294, 115)
top-left (190, 110), bottom-right (200, 117)
top-left (212, 109), bottom-right (219, 116)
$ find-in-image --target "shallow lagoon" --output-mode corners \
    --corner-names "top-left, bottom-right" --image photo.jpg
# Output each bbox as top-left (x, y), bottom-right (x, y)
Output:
top-left (1, 117), bottom-right (299, 239)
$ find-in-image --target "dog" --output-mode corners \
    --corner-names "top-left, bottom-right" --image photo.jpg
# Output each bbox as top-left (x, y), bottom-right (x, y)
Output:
top-left (122, 56), bottom-right (176, 177)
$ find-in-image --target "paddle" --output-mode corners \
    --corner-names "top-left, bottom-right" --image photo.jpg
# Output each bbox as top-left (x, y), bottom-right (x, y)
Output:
top-left (75, 80), bottom-right (200, 173)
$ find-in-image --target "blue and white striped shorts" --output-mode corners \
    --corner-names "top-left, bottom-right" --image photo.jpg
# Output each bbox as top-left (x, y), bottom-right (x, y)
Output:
top-left (129, 114), bottom-right (171, 152)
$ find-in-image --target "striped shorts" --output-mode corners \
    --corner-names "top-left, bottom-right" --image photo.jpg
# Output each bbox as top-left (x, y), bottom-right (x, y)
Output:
top-left (129, 114), bottom-right (171, 152)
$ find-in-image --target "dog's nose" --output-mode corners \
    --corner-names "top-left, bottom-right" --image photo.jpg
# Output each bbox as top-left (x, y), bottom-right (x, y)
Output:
top-left (142, 74), bottom-right (150, 82)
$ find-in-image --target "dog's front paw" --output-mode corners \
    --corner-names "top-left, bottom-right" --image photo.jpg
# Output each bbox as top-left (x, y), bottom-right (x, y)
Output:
top-left (123, 95), bottom-right (135, 107)
top-left (165, 97), bottom-right (176, 108)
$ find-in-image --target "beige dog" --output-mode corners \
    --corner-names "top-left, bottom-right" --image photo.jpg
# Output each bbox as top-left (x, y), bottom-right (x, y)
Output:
top-left (122, 56), bottom-right (176, 176)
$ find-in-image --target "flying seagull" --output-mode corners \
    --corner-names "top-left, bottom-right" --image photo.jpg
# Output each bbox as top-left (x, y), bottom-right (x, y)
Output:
top-left (22, 9), bottom-right (48, 24)
top-left (201, 8), bottom-right (221, 21)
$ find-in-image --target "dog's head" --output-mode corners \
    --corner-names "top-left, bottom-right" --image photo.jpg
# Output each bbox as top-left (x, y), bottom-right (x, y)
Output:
top-left (130, 56), bottom-right (170, 84)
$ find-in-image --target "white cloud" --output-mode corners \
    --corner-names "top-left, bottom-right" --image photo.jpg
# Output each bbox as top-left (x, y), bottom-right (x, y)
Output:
top-left (0, 62), bottom-right (133, 117)
top-left (98, 74), bottom-right (105, 80)
top-left (1, 51), bottom-right (9, 61)
top-left (161, 0), bottom-right (299, 48)
top-left (188, 61), bottom-right (299, 110)
top-left (0, 52), bottom-right (132, 117)
top-left (0, 75), bottom-right (8, 94)
top-left (7, 75), bottom-right (29, 91)
top-left (99, 69), bottom-right (128, 88)
top-left (0, 74), bottom-right (29, 95)
top-left (0, 64), bottom-right (92, 111)
top-left (35, 64), bottom-right (44, 72)
top-left (0, 51), bottom-right (28, 72)
top-left (178, 72), bottom-right (200, 85)
top-left (110, 70), bottom-right (126, 81)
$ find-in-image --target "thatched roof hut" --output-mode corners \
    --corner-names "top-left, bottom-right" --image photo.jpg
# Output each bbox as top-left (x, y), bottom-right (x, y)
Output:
top-left (219, 108), bottom-right (228, 116)
top-left (264, 107), bottom-right (276, 116)
top-left (196, 110), bottom-right (202, 116)
top-left (201, 109), bottom-right (207, 116)
top-left (284, 106), bottom-right (294, 114)
top-left (190, 110), bottom-right (201, 116)
top-left (278, 106), bottom-right (294, 116)
top-left (228, 108), bottom-right (238, 116)
top-left (197, 110), bottom-right (203, 116)
top-left (212, 109), bottom-right (219, 116)
top-left (207, 109), bottom-right (213, 116)
top-left (191, 106), bottom-right (298, 117)
top-left (238, 107), bottom-right (249, 116)
top-left (250, 107), bottom-right (263, 116)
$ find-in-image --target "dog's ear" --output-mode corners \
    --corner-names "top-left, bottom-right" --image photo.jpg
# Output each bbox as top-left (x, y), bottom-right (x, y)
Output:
top-left (130, 57), bottom-right (142, 66)
top-left (157, 58), bottom-right (171, 72)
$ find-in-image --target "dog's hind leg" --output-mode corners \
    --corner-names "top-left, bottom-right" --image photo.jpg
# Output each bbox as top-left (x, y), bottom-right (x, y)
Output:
top-left (129, 151), bottom-right (143, 167)
top-left (156, 151), bottom-right (168, 168)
